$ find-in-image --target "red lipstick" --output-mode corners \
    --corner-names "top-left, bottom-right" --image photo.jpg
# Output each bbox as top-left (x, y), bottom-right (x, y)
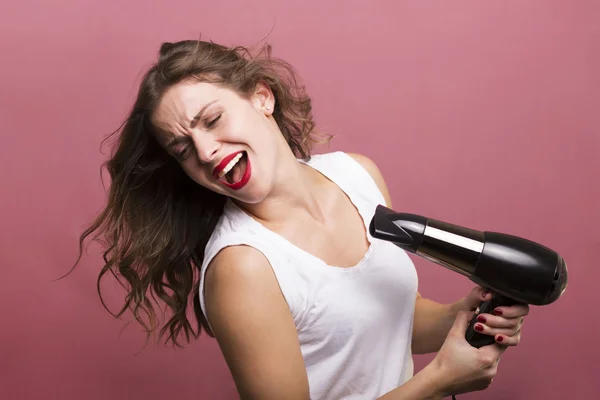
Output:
top-left (213, 151), bottom-right (252, 191)
top-left (213, 151), bottom-right (244, 179)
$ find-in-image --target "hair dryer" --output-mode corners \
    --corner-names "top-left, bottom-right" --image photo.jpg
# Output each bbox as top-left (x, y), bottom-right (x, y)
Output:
top-left (369, 204), bottom-right (568, 348)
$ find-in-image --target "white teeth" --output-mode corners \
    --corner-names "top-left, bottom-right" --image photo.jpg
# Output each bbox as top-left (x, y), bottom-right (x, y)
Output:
top-left (218, 153), bottom-right (243, 179)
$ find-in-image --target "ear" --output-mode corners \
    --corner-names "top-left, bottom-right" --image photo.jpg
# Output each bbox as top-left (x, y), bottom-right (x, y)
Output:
top-left (252, 81), bottom-right (275, 116)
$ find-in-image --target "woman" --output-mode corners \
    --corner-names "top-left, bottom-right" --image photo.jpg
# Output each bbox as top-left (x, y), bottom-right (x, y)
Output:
top-left (77, 40), bottom-right (529, 399)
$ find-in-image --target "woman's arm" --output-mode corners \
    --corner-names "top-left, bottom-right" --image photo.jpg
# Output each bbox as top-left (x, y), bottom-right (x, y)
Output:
top-left (412, 295), bottom-right (460, 354)
top-left (204, 245), bottom-right (310, 400)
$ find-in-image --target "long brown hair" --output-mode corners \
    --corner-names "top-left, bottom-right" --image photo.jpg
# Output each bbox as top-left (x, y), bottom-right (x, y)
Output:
top-left (71, 40), bottom-right (328, 347)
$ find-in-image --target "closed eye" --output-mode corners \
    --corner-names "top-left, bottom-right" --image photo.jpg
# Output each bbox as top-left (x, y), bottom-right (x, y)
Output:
top-left (168, 138), bottom-right (193, 161)
top-left (206, 113), bottom-right (222, 128)
top-left (168, 113), bottom-right (222, 160)
top-left (175, 146), bottom-right (191, 160)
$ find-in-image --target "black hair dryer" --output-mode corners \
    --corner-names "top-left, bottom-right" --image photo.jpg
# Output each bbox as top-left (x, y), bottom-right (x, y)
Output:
top-left (369, 205), bottom-right (568, 348)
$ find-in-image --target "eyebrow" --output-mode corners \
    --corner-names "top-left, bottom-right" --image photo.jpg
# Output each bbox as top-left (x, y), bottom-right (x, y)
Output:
top-left (165, 100), bottom-right (218, 150)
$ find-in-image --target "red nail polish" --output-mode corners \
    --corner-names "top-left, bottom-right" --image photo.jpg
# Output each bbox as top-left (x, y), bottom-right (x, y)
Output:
top-left (477, 315), bottom-right (486, 323)
top-left (497, 336), bottom-right (504, 342)
top-left (474, 324), bottom-right (484, 332)
top-left (494, 309), bottom-right (503, 316)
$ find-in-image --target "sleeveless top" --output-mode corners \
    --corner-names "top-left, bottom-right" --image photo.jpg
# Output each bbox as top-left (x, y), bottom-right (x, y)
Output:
top-left (198, 151), bottom-right (419, 400)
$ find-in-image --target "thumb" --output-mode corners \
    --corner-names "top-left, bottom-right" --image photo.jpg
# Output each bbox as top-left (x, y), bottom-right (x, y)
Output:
top-left (449, 310), bottom-right (473, 337)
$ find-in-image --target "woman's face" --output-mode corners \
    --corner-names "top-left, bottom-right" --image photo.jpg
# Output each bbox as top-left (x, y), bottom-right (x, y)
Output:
top-left (151, 79), bottom-right (283, 204)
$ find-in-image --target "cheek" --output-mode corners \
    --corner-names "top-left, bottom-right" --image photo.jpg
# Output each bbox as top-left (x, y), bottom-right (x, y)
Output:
top-left (228, 118), bottom-right (253, 141)
top-left (229, 107), bottom-right (265, 141)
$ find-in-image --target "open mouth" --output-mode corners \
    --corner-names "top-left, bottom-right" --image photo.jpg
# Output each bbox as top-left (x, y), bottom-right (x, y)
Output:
top-left (214, 151), bottom-right (251, 189)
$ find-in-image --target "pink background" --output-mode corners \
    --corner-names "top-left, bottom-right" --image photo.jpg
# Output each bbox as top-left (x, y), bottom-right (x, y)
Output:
top-left (1, 1), bottom-right (598, 399)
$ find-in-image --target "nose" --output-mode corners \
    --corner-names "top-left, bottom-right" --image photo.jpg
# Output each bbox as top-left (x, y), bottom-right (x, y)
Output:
top-left (193, 134), bottom-right (220, 164)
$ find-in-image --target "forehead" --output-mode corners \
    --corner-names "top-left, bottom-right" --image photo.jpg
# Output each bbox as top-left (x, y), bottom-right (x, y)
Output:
top-left (153, 80), bottom-right (218, 123)
top-left (151, 80), bottom-right (227, 145)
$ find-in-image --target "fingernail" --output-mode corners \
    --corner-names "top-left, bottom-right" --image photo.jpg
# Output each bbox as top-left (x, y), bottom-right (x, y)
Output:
top-left (477, 315), bottom-right (486, 323)
top-left (494, 309), bottom-right (503, 316)
top-left (496, 335), bottom-right (504, 342)
top-left (474, 324), bottom-right (484, 332)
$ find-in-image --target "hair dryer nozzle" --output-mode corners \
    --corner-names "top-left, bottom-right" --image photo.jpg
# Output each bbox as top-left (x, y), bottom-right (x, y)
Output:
top-left (369, 205), bottom-right (427, 253)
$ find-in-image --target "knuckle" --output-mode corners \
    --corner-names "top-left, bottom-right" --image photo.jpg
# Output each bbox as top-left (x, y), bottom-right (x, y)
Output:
top-left (479, 355), bottom-right (495, 368)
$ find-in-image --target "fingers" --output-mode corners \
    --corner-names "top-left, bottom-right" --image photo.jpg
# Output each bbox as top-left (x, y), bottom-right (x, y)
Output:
top-left (473, 286), bottom-right (494, 302)
top-left (494, 330), bottom-right (521, 346)
top-left (472, 302), bottom-right (528, 348)
top-left (491, 303), bottom-right (529, 319)
top-left (472, 320), bottom-right (523, 346)
top-left (476, 314), bottom-right (522, 330)
top-left (464, 286), bottom-right (494, 310)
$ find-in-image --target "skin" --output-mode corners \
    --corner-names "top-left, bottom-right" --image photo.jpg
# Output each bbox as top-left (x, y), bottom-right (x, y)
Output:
top-left (151, 79), bottom-right (530, 399)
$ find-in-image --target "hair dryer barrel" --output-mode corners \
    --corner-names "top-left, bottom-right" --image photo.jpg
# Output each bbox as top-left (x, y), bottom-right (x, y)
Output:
top-left (369, 205), bottom-right (568, 306)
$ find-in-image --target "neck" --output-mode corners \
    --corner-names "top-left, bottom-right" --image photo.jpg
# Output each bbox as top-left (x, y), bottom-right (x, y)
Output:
top-left (233, 152), bottom-right (328, 227)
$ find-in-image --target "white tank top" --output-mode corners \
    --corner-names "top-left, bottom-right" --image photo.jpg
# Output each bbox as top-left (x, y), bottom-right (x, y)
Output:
top-left (199, 151), bottom-right (419, 400)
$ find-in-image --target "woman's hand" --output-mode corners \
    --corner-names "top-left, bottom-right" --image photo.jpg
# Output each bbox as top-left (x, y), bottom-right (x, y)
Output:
top-left (426, 310), bottom-right (506, 397)
top-left (453, 286), bottom-right (529, 346)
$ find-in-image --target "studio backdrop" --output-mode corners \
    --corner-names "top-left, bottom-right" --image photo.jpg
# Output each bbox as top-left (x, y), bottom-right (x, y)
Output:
top-left (1, 1), bottom-right (598, 399)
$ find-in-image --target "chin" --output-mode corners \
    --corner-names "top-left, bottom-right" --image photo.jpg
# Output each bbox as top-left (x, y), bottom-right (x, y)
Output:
top-left (231, 178), bottom-right (273, 205)
top-left (234, 186), bottom-right (270, 205)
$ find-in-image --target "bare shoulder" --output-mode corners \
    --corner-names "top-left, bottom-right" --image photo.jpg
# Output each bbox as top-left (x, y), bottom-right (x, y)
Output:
top-left (204, 244), bottom-right (272, 291)
top-left (204, 245), bottom-right (309, 400)
top-left (346, 152), bottom-right (393, 207)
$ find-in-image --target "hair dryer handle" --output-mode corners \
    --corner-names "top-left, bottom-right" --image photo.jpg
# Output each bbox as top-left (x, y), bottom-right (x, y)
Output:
top-left (465, 292), bottom-right (519, 348)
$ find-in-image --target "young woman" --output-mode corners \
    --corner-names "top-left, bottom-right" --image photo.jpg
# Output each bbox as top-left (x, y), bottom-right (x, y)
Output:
top-left (77, 40), bottom-right (529, 399)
